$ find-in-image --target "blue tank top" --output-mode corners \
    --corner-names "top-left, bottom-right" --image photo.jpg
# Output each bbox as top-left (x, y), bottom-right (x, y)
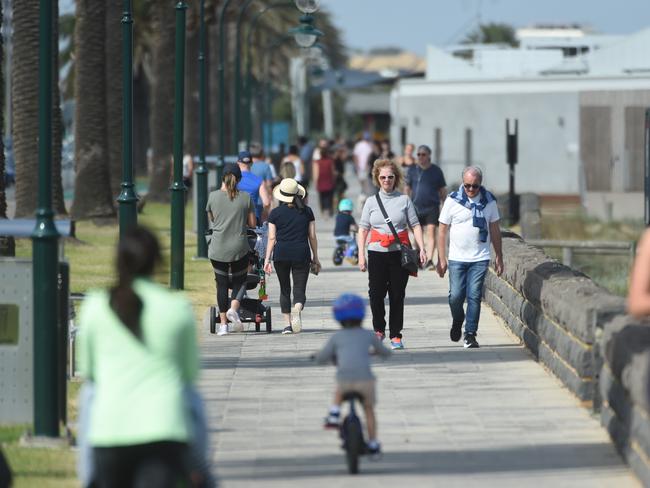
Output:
top-left (238, 171), bottom-right (263, 219)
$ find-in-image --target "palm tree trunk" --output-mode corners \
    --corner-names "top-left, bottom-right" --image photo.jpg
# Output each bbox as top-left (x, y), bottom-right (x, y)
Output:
top-left (184, 18), bottom-right (200, 157)
top-left (71, 0), bottom-right (115, 219)
top-left (12, 0), bottom-right (39, 218)
top-left (147, 1), bottom-right (176, 202)
top-left (106, 0), bottom-right (123, 198)
top-left (51, 0), bottom-right (66, 215)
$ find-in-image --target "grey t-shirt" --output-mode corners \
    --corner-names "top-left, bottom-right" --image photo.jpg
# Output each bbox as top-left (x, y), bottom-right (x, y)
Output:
top-left (314, 327), bottom-right (391, 382)
top-left (359, 190), bottom-right (420, 252)
top-left (206, 190), bottom-right (254, 262)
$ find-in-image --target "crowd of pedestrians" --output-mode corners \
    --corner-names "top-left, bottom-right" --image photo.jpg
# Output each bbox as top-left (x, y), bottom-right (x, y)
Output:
top-left (74, 133), bottom-right (506, 485)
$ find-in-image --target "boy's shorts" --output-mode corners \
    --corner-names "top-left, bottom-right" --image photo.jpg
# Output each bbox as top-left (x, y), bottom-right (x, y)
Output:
top-left (337, 379), bottom-right (376, 406)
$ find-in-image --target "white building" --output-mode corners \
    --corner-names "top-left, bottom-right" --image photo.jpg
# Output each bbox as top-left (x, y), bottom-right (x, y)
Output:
top-left (390, 26), bottom-right (650, 219)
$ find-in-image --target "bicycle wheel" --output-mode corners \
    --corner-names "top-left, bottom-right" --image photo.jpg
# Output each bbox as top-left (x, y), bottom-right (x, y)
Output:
top-left (344, 416), bottom-right (362, 474)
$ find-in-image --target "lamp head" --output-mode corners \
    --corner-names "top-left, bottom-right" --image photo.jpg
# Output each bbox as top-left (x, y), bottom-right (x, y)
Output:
top-left (294, 0), bottom-right (319, 14)
top-left (288, 14), bottom-right (323, 48)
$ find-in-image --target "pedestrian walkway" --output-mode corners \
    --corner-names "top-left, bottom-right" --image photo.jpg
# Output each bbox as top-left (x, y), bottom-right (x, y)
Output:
top-left (197, 186), bottom-right (638, 487)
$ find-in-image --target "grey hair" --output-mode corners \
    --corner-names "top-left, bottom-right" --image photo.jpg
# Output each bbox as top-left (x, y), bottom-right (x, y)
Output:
top-left (417, 144), bottom-right (431, 155)
top-left (462, 166), bottom-right (483, 182)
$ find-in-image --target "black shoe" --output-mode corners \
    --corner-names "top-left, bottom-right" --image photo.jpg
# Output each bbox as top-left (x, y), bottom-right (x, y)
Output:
top-left (464, 333), bottom-right (479, 349)
top-left (422, 259), bottom-right (433, 270)
top-left (281, 326), bottom-right (293, 335)
top-left (450, 322), bottom-right (463, 342)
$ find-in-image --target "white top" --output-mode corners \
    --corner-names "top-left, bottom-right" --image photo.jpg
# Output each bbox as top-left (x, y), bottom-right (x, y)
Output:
top-left (353, 140), bottom-right (373, 175)
top-left (438, 196), bottom-right (500, 262)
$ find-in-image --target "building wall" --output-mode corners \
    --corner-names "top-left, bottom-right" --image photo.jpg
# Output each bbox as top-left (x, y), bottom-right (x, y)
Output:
top-left (391, 89), bottom-right (580, 194)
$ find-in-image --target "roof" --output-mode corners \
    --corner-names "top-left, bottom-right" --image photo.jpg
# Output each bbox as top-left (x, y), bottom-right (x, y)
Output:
top-left (349, 51), bottom-right (426, 73)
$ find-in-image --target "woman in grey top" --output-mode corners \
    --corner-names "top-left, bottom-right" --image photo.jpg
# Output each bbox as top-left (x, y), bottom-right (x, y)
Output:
top-left (206, 163), bottom-right (256, 336)
top-left (357, 159), bottom-right (426, 350)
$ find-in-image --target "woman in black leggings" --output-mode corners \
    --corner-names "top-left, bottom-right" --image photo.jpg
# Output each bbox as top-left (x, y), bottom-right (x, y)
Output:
top-left (206, 163), bottom-right (256, 335)
top-left (264, 178), bottom-right (321, 334)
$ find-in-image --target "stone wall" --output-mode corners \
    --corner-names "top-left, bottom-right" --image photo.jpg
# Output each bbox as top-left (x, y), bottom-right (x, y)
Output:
top-left (599, 315), bottom-right (650, 486)
top-left (483, 232), bottom-right (625, 403)
top-left (484, 231), bottom-right (650, 482)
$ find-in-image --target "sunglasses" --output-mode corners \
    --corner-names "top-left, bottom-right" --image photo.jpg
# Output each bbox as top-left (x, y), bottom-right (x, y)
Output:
top-left (417, 153), bottom-right (428, 156)
top-left (379, 175), bottom-right (395, 180)
top-left (463, 183), bottom-right (480, 190)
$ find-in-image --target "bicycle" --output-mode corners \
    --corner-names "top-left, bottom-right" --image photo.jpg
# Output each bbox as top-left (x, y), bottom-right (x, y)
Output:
top-left (338, 391), bottom-right (367, 474)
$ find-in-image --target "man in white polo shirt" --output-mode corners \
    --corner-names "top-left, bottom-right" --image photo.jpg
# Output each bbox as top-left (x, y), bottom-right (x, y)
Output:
top-left (436, 166), bottom-right (503, 349)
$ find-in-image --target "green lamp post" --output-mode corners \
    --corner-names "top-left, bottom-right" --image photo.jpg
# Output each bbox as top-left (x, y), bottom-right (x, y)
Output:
top-left (170, 0), bottom-right (187, 290)
top-left (32, 0), bottom-right (59, 437)
top-left (217, 0), bottom-right (234, 184)
top-left (117, 0), bottom-right (139, 239)
top-left (195, 0), bottom-right (208, 259)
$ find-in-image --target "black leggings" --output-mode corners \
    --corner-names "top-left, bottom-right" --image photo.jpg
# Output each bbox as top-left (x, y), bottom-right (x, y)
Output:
top-left (367, 250), bottom-right (410, 339)
top-left (93, 441), bottom-right (189, 488)
top-left (274, 260), bottom-right (310, 313)
top-left (318, 190), bottom-right (334, 216)
top-left (211, 254), bottom-right (249, 312)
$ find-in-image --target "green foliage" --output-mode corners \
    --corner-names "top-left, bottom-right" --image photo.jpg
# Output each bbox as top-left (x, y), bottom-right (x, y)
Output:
top-left (462, 22), bottom-right (519, 47)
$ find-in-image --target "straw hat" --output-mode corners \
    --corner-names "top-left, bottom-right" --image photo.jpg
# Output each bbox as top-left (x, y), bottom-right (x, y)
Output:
top-left (273, 178), bottom-right (306, 203)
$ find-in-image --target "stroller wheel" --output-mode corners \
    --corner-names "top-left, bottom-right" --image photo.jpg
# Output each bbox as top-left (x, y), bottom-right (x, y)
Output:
top-left (265, 307), bottom-right (272, 333)
top-left (209, 306), bottom-right (217, 334)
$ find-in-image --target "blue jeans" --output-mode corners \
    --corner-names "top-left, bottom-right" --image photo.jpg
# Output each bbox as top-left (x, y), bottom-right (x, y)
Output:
top-left (448, 260), bottom-right (489, 335)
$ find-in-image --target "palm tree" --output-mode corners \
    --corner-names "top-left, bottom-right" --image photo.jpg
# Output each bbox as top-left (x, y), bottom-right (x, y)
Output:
top-left (146, 0), bottom-right (176, 202)
top-left (70, 0), bottom-right (115, 219)
top-left (106, 0), bottom-right (124, 198)
top-left (12, 0), bottom-right (39, 218)
top-left (52, 0), bottom-right (66, 215)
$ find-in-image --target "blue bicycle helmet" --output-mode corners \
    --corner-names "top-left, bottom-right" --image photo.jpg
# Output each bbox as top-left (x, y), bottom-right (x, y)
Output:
top-left (332, 293), bottom-right (365, 322)
top-left (338, 198), bottom-right (353, 212)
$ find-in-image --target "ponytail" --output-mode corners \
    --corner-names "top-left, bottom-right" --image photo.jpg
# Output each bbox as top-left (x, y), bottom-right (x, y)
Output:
top-left (109, 226), bottom-right (161, 340)
top-left (224, 173), bottom-right (239, 201)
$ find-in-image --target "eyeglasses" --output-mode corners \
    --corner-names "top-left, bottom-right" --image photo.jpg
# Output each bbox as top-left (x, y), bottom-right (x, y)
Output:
top-left (379, 175), bottom-right (395, 180)
top-left (463, 183), bottom-right (480, 190)
top-left (417, 153), bottom-right (428, 156)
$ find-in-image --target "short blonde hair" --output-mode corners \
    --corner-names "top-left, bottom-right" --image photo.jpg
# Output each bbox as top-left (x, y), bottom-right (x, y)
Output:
top-left (371, 158), bottom-right (403, 188)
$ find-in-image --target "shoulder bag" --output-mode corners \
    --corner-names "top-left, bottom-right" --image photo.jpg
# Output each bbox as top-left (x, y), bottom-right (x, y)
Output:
top-left (375, 193), bottom-right (419, 274)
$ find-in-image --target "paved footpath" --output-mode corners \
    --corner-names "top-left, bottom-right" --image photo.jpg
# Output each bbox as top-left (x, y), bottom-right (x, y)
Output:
top-left (198, 193), bottom-right (638, 487)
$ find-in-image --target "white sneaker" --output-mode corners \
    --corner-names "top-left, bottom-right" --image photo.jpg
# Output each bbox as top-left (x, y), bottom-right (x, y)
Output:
top-left (217, 324), bottom-right (229, 336)
top-left (226, 308), bottom-right (243, 332)
top-left (291, 304), bottom-right (303, 333)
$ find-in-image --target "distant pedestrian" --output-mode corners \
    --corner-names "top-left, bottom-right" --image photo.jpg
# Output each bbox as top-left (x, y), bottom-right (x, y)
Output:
top-left (298, 136), bottom-right (315, 187)
top-left (627, 228), bottom-right (650, 317)
top-left (398, 143), bottom-right (416, 168)
top-left (279, 160), bottom-right (297, 180)
top-left (405, 145), bottom-right (447, 269)
top-left (264, 178), bottom-right (321, 334)
top-left (249, 142), bottom-right (275, 190)
top-left (379, 139), bottom-right (394, 161)
top-left (207, 163), bottom-right (257, 336)
top-left (237, 150), bottom-right (271, 224)
top-left (77, 226), bottom-right (199, 488)
top-left (436, 166), bottom-right (503, 349)
top-left (282, 144), bottom-right (305, 182)
top-left (353, 132), bottom-right (373, 197)
top-left (315, 293), bottom-right (391, 456)
top-left (313, 146), bottom-right (337, 218)
top-left (357, 159), bottom-right (426, 350)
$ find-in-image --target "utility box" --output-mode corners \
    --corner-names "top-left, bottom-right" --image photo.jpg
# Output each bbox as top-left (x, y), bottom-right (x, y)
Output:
top-left (0, 259), bottom-right (33, 423)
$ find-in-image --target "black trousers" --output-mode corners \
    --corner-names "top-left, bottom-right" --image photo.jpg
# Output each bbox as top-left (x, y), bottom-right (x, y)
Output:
top-left (318, 190), bottom-right (334, 216)
top-left (274, 260), bottom-right (310, 313)
top-left (93, 441), bottom-right (188, 488)
top-left (211, 254), bottom-right (249, 312)
top-left (368, 250), bottom-right (409, 339)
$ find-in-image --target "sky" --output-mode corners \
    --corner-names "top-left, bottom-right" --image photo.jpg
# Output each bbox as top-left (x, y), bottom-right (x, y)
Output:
top-left (320, 0), bottom-right (650, 56)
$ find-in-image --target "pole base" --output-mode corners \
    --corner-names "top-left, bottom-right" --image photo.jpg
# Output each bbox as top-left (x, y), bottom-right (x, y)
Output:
top-left (20, 429), bottom-right (73, 449)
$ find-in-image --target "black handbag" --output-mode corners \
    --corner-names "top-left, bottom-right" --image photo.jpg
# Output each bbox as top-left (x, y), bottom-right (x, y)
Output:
top-left (374, 193), bottom-right (419, 274)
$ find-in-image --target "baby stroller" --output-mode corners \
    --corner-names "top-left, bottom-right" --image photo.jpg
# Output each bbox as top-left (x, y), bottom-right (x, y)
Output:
top-left (209, 227), bottom-right (272, 333)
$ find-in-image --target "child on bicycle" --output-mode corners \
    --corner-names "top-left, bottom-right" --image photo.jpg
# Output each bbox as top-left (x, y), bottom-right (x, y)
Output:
top-left (333, 199), bottom-right (358, 260)
top-left (314, 293), bottom-right (391, 455)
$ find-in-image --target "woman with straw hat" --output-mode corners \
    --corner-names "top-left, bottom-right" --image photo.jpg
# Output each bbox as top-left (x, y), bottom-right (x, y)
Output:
top-left (264, 178), bottom-right (321, 334)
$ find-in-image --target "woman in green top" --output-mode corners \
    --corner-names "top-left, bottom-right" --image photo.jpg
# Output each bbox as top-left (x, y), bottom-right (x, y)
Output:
top-left (77, 226), bottom-right (199, 487)
top-left (206, 163), bottom-right (256, 335)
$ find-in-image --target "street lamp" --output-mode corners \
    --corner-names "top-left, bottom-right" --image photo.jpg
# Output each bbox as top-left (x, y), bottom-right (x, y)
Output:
top-left (289, 14), bottom-right (323, 48)
top-left (195, 0), bottom-right (208, 259)
top-left (170, 0), bottom-right (187, 290)
top-left (294, 0), bottom-right (320, 13)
